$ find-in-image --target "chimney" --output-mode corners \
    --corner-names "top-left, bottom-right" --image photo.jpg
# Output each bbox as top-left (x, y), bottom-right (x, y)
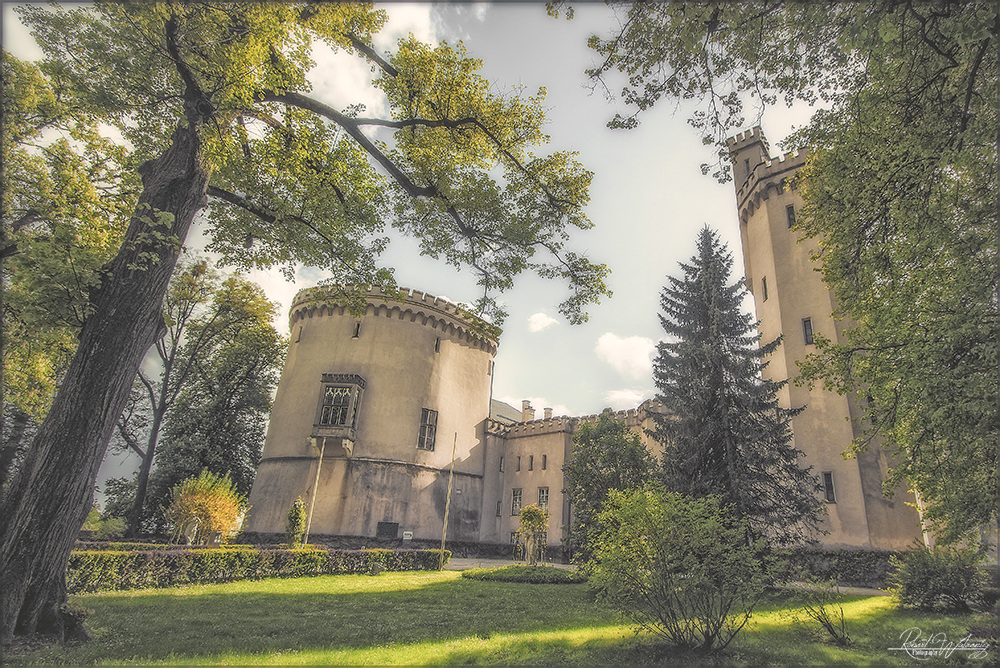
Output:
top-left (521, 400), bottom-right (535, 422)
top-left (543, 407), bottom-right (553, 419)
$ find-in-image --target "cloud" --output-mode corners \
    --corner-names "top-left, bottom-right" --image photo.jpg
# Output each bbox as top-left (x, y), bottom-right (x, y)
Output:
top-left (527, 312), bottom-right (558, 332)
top-left (603, 389), bottom-right (654, 411)
top-left (595, 333), bottom-right (657, 380)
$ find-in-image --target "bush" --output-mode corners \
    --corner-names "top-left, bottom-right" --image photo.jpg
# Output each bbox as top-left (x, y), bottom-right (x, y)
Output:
top-left (888, 542), bottom-right (989, 611)
top-left (462, 565), bottom-right (587, 584)
top-left (164, 470), bottom-right (248, 545)
top-left (285, 497), bottom-right (307, 548)
top-left (588, 488), bottom-right (774, 652)
top-left (67, 547), bottom-right (449, 593)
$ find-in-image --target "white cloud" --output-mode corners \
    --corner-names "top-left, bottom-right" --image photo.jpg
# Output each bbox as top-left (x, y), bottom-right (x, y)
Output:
top-left (603, 389), bottom-right (654, 411)
top-left (527, 312), bottom-right (558, 332)
top-left (595, 333), bottom-right (657, 380)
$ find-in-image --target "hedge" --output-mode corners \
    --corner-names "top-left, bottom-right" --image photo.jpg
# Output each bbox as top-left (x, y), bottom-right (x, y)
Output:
top-left (67, 547), bottom-right (450, 593)
top-left (74, 541), bottom-right (260, 551)
top-left (462, 565), bottom-right (587, 584)
top-left (782, 548), bottom-right (898, 589)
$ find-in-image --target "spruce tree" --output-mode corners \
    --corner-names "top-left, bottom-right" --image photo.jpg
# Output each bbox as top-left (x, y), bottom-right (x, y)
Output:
top-left (653, 226), bottom-right (824, 546)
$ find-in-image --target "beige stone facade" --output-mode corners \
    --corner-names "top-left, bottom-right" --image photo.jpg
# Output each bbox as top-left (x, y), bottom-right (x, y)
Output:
top-left (244, 285), bottom-right (661, 551)
top-left (728, 127), bottom-right (925, 549)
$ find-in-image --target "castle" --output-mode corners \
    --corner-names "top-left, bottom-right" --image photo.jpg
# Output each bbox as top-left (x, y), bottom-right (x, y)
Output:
top-left (244, 128), bottom-right (926, 552)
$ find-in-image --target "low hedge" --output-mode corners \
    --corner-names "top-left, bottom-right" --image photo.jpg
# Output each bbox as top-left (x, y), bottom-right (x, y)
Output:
top-left (67, 547), bottom-right (450, 593)
top-left (462, 565), bottom-right (587, 584)
top-left (781, 548), bottom-right (899, 589)
top-left (74, 541), bottom-right (260, 551)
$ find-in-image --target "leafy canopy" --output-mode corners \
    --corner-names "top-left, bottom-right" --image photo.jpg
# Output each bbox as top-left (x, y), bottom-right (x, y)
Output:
top-left (18, 1), bottom-right (610, 326)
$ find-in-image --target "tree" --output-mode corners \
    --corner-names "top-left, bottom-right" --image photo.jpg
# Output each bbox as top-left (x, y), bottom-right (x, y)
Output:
top-left (550, 0), bottom-right (998, 542)
top-left (562, 413), bottom-right (656, 562)
top-left (588, 488), bottom-right (773, 652)
top-left (653, 227), bottom-right (823, 547)
top-left (111, 260), bottom-right (281, 537)
top-left (142, 279), bottom-right (284, 530)
top-left (2, 3), bottom-right (609, 643)
top-left (1, 54), bottom-right (135, 491)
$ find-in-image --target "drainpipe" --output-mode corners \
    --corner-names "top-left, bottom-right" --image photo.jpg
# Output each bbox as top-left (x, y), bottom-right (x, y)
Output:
top-left (304, 437), bottom-right (325, 546)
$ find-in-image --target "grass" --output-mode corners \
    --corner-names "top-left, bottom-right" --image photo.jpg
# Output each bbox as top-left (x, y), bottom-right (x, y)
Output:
top-left (6, 571), bottom-right (996, 666)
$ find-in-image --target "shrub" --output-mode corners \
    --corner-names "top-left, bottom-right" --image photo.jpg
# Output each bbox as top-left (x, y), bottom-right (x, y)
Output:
top-left (781, 548), bottom-right (898, 589)
top-left (786, 571), bottom-right (852, 646)
top-left (462, 565), bottom-right (587, 584)
top-left (285, 497), bottom-right (307, 548)
top-left (888, 542), bottom-right (989, 611)
top-left (164, 470), bottom-right (248, 545)
top-left (588, 488), bottom-right (774, 652)
top-left (93, 516), bottom-right (126, 540)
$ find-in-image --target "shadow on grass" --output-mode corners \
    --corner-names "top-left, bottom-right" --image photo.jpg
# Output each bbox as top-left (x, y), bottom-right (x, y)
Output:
top-left (7, 572), bottom-right (633, 665)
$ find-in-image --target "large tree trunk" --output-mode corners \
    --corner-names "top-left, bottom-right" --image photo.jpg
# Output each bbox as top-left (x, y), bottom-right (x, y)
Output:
top-left (0, 122), bottom-right (209, 647)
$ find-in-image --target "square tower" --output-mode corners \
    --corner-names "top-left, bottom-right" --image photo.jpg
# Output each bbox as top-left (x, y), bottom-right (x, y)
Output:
top-left (728, 128), bottom-right (925, 550)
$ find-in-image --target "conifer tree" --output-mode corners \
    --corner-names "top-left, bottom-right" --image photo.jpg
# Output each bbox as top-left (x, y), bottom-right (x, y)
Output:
top-left (652, 226), bottom-right (823, 546)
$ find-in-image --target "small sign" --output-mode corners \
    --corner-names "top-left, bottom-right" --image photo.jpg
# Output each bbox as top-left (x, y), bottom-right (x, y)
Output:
top-left (402, 531), bottom-right (413, 541)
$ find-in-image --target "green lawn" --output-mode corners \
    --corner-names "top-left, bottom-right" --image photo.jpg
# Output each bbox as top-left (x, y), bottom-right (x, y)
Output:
top-left (7, 571), bottom-right (995, 665)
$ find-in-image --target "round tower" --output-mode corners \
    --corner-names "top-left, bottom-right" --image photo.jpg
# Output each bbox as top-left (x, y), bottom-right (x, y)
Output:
top-left (245, 286), bottom-right (500, 542)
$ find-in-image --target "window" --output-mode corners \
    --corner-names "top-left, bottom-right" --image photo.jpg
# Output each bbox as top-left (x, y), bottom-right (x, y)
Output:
top-left (762, 277), bottom-right (769, 302)
top-left (744, 158), bottom-right (750, 177)
top-left (516, 456), bottom-right (521, 472)
top-left (352, 322), bottom-right (361, 338)
top-left (496, 500), bottom-right (502, 517)
top-left (542, 454), bottom-right (547, 470)
top-left (529, 455), bottom-right (534, 471)
top-left (538, 487), bottom-right (549, 510)
top-left (417, 408), bottom-right (438, 451)
top-left (823, 472), bottom-right (836, 503)
top-left (803, 318), bottom-right (814, 345)
top-left (499, 456), bottom-right (504, 472)
top-left (316, 374), bottom-right (364, 431)
top-left (511, 488), bottom-right (522, 515)
top-left (434, 337), bottom-right (440, 353)
top-left (320, 386), bottom-right (353, 427)
top-left (786, 205), bottom-right (796, 228)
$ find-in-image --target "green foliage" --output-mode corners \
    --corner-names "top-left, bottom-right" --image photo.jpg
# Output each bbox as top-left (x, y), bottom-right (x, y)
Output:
top-left (164, 471), bottom-right (248, 545)
top-left (888, 543), bottom-right (989, 611)
top-left (1, 53), bottom-right (137, 421)
top-left (66, 547), bottom-right (449, 593)
top-left (93, 517), bottom-right (126, 541)
top-left (786, 573), bottom-right (852, 646)
top-left (588, 488), bottom-right (774, 652)
top-left (462, 565), bottom-right (587, 584)
top-left (654, 227), bottom-right (824, 546)
top-left (562, 413), bottom-right (656, 562)
top-left (285, 497), bottom-right (307, 549)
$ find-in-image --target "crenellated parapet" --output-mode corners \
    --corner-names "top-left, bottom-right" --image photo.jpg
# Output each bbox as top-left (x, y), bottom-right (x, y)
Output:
top-left (289, 286), bottom-right (500, 355)
top-left (734, 150), bottom-right (809, 224)
top-left (499, 399), bottom-right (667, 439)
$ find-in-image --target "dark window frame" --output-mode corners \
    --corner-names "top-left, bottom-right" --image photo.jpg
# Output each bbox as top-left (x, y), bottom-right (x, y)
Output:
top-left (417, 408), bottom-right (438, 451)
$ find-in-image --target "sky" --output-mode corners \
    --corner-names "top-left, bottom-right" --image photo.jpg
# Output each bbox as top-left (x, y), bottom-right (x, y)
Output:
top-left (5, 3), bottom-right (815, 488)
